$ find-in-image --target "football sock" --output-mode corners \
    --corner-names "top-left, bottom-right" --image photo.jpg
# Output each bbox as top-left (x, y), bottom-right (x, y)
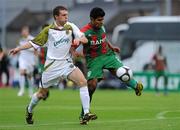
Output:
top-left (80, 86), bottom-right (90, 114)
top-left (27, 78), bottom-right (34, 97)
top-left (80, 87), bottom-right (96, 116)
top-left (126, 79), bottom-right (137, 90)
top-left (88, 87), bottom-right (96, 102)
top-left (28, 93), bottom-right (40, 113)
top-left (19, 75), bottom-right (25, 93)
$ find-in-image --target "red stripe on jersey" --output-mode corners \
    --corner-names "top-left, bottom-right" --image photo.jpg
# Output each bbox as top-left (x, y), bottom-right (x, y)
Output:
top-left (101, 33), bottom-right (107, 54)
top-left (101, 42), bottom-right (107, 54)
top-left (80, 23), bottom-right (92, 32)
top-left (91, 35), bottom-right (97, 44)
top-left (90, 45), bottom-right (98, 58)
top-left (90, 35), bottom-right (98, 57)
top-left (40, 48), bottom-right (46, 64)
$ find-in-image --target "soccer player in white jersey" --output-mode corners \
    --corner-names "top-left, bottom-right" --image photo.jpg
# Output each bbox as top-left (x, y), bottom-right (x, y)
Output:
top-left (10, 5), bottom-right (96, 125)
top-left (17, 26), bottom-right (36, 97)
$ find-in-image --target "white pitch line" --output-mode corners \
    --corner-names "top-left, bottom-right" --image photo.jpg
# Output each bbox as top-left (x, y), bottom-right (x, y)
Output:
top-left (1, 117), bottom-right (180, 128)
top-left (0, 105), bottom-right (142, 110)
top-left (156, 110), bottom-right (180, 119)
top-left (156, 111), bottom-right (169, 119)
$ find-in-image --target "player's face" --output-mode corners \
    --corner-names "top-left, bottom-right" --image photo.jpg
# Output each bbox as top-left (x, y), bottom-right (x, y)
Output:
top-left (21, 28), bottom-right (29, 37)
top-left (55, 10), bottom-right (68, 26)
top-left (92, 17), bottom-right (104, 29)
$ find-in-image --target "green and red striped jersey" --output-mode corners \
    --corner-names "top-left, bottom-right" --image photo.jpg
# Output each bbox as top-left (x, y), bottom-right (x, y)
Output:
top-left (81, 23), bottom-right (114, 60)
top-left (39, 47), bottom-right (47, 65)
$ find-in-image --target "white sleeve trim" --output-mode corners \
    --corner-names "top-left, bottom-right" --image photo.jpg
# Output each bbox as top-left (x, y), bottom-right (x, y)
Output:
top-left (29, 41), bottom-right (40, 49)
top-left (69, 22), bottom-right (84, 38)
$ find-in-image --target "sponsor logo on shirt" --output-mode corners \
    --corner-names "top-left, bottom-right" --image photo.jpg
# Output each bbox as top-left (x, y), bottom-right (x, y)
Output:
top-left (90, 34), bottom-right (106, 45)
top-left (54, 38), bottom-right (70, 48)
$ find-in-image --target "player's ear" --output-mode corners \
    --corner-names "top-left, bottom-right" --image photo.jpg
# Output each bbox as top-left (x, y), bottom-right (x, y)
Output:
top-left (90, 17), bottom-right (94, 22)
top-left (54, 14), bottom-right (59, 20)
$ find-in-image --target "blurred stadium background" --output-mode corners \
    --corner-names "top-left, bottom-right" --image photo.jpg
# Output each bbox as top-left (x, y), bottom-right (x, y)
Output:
top-left (0, 0), bottom-right (180, 129)
top-left (1, 0), bottom-right (180, 90)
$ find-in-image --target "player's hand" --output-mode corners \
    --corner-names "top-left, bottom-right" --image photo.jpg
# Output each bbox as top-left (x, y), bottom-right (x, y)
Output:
top-left (72, 51), bottom-right (84, 57)
top-left (112, 47), bottom-right (120, 53)
top-left (73, 39), bottom-right (80, 46)
top-left (9, 47), bottom-right (20, 55)
top-left (76, 51), bottom-right (84, 57)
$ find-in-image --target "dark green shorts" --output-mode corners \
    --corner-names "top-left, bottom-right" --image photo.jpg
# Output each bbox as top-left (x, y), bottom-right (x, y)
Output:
top-left (155, 70), bottom-right (166, 78)
top-left (86, 54), bottom-right (123, 80)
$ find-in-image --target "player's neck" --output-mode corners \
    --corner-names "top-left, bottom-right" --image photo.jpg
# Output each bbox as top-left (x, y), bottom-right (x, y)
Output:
top-left (89, 23), bottom-right (100, 30)
top-left (22, 35), bottom-right (29, 38)
top-left (54, 21), bottom-right (65, 28)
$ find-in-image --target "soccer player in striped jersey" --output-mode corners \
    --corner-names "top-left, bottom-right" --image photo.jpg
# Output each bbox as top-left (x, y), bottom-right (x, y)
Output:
top-left (75, 7), bottom-right (143, 123)
top-left (10, 5), bottom-right (96, 125)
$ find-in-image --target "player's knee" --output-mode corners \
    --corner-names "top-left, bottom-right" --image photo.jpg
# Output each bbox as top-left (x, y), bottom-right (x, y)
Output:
top-left (37, 89), bottom-right (49, 100)
top-left (42, 91), bottom-right (49, 101)
top-left (79, 81), bottom-right (87, 87)
top-left (78, 78), bottom-right (87, 87)
top-left (88, 79), bottom-right (97, 89)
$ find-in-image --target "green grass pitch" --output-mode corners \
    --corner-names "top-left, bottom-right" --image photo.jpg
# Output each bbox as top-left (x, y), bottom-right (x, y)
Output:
top-left (0, 88), bottom-right (180, 130)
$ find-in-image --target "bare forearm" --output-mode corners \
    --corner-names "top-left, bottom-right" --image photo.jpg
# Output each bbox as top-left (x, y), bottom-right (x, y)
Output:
top-left (107, 40), bottom-right (114, 48)
top-left (79, 36), bottom-right (88, 44)
top-left (18, 42), bottom-right (33, 50)
top-left (9, 42), bottom-right (33, 55)
top-left (107, 41), bottom-right (120, 53)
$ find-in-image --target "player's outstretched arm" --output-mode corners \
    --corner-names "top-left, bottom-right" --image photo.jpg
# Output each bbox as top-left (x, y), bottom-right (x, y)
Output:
top-left (79, 35), bottom-right (88, 44)
top-left (9, 42), bottom-right (33, 55)
top-left (107, 42), bottom-right (120, 53)
top-left (73, 36), bottom-right (88, 46)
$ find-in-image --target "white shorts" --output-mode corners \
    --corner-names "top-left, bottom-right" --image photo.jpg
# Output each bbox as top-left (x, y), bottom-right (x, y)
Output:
top-left (40, 58), bottom-right (76, 88)
top-left (18, 57), bottom-right (34, 74)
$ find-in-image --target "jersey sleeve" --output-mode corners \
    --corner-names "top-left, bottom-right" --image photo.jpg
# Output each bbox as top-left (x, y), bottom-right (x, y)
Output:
top-left (102, 26), bottom-right (106, 32)
top-left (30, 26), bottom-right (49, 49)
top-left (71, 23), bottom-right (84, 38)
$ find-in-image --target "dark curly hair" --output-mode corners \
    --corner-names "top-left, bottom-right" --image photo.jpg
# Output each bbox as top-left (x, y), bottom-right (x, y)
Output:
top-left (90, 7), bottom-right (105, 19)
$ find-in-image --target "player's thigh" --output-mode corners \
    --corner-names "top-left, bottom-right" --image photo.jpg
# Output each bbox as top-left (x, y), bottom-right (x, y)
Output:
top-left (41, 59), bottom-right (76, 88)
top-left (103, 54), bottom-right (123, 69)
top-left (40, 74), bottom-right (60, 88)
top-left (87, 58), bottom-right (104, 80)
top-left (19, 60), bottom-right (34, 75)
top-left (19, 69), bottom-right (26, 75)
top-left (68, 67), bottom-right (87, 87)
top-left (37, 88), bottom-right (49, 98)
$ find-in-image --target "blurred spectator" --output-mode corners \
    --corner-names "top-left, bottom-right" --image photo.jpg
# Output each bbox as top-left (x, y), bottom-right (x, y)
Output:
top-left (17, 26), bottom-right (36, 97)
top-left (0, 47), bottom-right (10, 87)
top-left (143, 62), bottom-right (153, 71)
top-left (152, 45), bottom-right (168, 95)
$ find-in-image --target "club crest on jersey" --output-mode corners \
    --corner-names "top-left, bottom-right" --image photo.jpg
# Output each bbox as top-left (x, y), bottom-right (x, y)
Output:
top-left (63, 24), bottom-right (73, 34)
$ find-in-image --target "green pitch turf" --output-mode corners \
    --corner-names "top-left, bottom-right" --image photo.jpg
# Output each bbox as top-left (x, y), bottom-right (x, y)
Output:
top-left (0, 88), bottom-right (180, 130)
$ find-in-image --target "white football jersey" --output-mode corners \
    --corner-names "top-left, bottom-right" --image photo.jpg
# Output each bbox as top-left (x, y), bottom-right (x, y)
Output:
top-left (30, 22), bottom-right (84, 60)
top-left (19, 35), bottom-right (36, 65)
